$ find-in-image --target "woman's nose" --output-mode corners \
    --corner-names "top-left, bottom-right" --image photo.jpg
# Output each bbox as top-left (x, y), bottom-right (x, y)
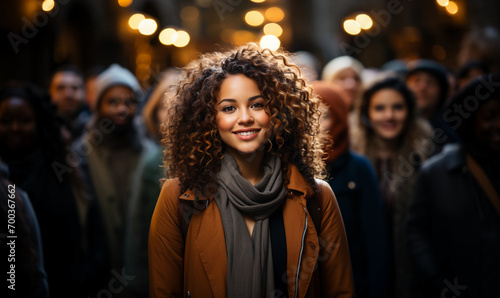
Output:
top-left (238, 108), bottom-right (254, 124)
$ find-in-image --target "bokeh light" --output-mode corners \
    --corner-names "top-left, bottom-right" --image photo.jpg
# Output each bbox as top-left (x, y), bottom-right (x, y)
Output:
top-left (173, 30), bottom-right (190, 47)
top-left (138, 19), bottom-right (158, 36)
top-left (159, 28), bottom-right (178, 45)
top-left (245, 11), bottom-right (265, 26)
top-left (445, 1), bottom-right (458, 14)
top-left (180, 6), bottom-right (200, 22)
top-left (260, 35), bottom-right (281, 51)
top-left (232, 30), bottom-right (257, 46)
top-left (129, 14), bottom-right (145, 30)
top-left (355, 14), bottom-right (373, 30)
top-left (118, 0), bottom-right (133, 8)
top-left (343, 19), bottom-right (361, 35)
top-left (42, 0), bottom-right (55, 12)
top-left (265, 7), bottom-right (285, 22)
top-left (251, 0), bottom-right (266, 3)
top-left (436, 0), bottom-right (449, 7)
top-left (263, 23), bottom-right (283, 37)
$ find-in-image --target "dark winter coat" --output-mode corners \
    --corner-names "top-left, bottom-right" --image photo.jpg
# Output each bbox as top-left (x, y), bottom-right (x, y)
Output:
top-left (407, 144), bottom-right (500, 298)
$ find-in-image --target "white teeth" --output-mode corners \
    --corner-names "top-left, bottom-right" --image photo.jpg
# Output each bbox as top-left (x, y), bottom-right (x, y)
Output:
top-left (235, 130), bottom-right (258, 136)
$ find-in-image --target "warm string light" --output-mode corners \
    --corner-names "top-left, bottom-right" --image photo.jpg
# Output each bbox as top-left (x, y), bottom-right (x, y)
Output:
top-left (42, 0), bottom-right (55, 12)
top-left (118, 0), bottom-right (133, 8)
top-left (435, 0), bottom-right (459, 15)
top-left (343, 13), bottom-right (373, 35)
top-left (240, 6), bottom-right (286, 49)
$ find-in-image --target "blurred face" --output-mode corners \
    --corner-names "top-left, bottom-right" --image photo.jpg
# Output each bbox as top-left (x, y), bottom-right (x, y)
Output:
top-left (98, 86), bottom-right (138, 128)
top-left (474, 99), bottom-right (500, 151)
top-left (49, 71), bottom-right (85, 118)
top-left (368, 88), bottom-right (408, 141)
top-left (406, 71), bottom-right (440, 116)
top-left (215, 74), bottom-right (271, 160)
top-left (333, 68), bottom-right (362, 107)
top-left (319, 108), bottom-right (333, 133)
top-left (0, 97), bottom-right (37, 151)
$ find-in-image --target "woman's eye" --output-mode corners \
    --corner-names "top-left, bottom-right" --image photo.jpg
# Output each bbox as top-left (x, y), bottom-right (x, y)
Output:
top-left (374, 105), bottom-right (385, 111)
top-left (221, 106), bottom-right (236, 112)
top-left (393, 104), bottom-right (405, 111)
top-left (251, 102), bottom-right (264, 109)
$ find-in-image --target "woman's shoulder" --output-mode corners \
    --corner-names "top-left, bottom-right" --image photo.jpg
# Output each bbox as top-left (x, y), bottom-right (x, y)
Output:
top-left (157, 178), bottom-right (183, 208)
top-left (313, 178), bottom-right (336, 205)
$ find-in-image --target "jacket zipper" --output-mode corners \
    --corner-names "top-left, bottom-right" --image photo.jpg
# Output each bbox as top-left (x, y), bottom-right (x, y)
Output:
top-left (295, 207), bottom-right (308, 298)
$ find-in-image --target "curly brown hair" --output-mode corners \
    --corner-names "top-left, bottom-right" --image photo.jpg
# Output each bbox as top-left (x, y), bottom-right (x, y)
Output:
top-left (162, 43), bottom-right (325, 195)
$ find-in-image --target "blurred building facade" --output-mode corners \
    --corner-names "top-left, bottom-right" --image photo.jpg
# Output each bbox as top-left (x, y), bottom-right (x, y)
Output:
top-left (1, 0), bottom-right (500, 88)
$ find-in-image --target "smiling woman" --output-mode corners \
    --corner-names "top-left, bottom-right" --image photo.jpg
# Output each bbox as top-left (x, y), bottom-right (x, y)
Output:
top-left (350, 76), bottom-right (433, 298)
top-left (149, 43), bottom-right (355, 298)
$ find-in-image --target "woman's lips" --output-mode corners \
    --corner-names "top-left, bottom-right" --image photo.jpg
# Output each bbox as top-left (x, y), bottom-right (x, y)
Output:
top-left (233, 129), bottom-right (260, 141)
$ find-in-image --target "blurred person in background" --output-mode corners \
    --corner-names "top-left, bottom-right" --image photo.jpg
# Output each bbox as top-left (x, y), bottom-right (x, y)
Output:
top-left (141, 68), bottom-right (182, 143)
top-left (0, 161), bottom-right (48, 298)
top-left (321, 55), bottom-right (365, 111)
top-left (350, 77), bottom-right (433, 298)
top-left (313, 81), bottom-right (389, 298)
top-left (0, 82), bottom-right (108, 298)
top-left (73, 64), bottom-right (156, 298)
top-left (458, 26), bottom-right (500, 74)
top-left (124, 68), bottom-right (181, 297)
top-left (85, 65), bottom-right (106, 111)
top-left (405, 59), bottom-right (459, 155)
top-left (456, 60), bottom-right (489, 90)
top-left (407, 74), bottom-right (500, 298)
top-left (49, 65), bottom-right (91, 141)
top-left (291, 50), bottom-right (321, 82)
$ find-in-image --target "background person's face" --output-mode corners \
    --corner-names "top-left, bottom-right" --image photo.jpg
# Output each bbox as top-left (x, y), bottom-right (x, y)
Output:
top-left (98, 86), bottom-right (138, 128)
top-left (0, 97), bottom-right (37, 151)
top-left (406, 71), bottom-right (441, 115)
top-left (50, 71), bottom-right (85, 118)
top-left (368, 88), bottom-right (408, 141)
top-left (333, 68), bottom-right (362, 108)
top-left (474, 99), bottom-right (500, 151)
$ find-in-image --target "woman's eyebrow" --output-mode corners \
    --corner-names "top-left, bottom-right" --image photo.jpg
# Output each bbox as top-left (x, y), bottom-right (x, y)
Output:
top-left (217, 95), bottom-right (263, 106)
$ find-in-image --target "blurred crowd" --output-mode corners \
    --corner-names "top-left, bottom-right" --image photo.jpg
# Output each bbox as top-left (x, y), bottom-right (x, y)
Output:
top-left (1, 26), bottom-right (500, 298)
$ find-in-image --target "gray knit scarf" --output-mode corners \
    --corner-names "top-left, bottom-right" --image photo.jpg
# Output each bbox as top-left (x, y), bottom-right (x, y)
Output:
top-left (214, 152), bottom-right (287, 298)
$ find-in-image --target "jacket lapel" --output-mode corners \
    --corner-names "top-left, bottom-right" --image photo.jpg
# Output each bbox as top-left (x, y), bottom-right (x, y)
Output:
top-left (283, 165), bottom-right (319, 298)
top-left (195, 201), bottom-right (228, 298)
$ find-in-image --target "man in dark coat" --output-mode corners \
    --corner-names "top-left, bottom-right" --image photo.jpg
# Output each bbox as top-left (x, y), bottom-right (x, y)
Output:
top-left (406, 74), bottom-right (500, 298)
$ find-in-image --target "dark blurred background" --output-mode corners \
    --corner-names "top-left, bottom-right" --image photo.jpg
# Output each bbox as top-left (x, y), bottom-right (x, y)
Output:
top-left (1, 0), bottom-right (500, 88)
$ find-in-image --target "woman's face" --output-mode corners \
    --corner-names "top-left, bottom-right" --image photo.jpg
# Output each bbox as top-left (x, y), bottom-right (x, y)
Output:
top-left (333, 68), bottom-right (362, 107)
top-left (0, 97), bottom-right (37, 151)
top-left (368, 88), bottom-right (408, 141)
top-left (215, 74), bottom-right (271, 159)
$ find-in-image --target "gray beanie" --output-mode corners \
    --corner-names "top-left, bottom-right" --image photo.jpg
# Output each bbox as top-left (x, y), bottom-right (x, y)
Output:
top-left (94, 64), bottom-right (142, 109)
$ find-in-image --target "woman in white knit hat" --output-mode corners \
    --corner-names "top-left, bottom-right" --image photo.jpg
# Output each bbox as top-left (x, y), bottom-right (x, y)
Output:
top-left (321, 56), bottom-right (365, 111)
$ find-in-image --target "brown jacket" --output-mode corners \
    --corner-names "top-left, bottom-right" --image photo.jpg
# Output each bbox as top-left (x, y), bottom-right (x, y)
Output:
top-left (149, 165), bottom-right (354, 298)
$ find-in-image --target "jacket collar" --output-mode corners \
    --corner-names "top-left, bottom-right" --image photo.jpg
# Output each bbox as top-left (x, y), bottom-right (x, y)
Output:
top-left (179, 163), bottom-right (315, 201)
top-left (442, 143), bottom-right (466, 172)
